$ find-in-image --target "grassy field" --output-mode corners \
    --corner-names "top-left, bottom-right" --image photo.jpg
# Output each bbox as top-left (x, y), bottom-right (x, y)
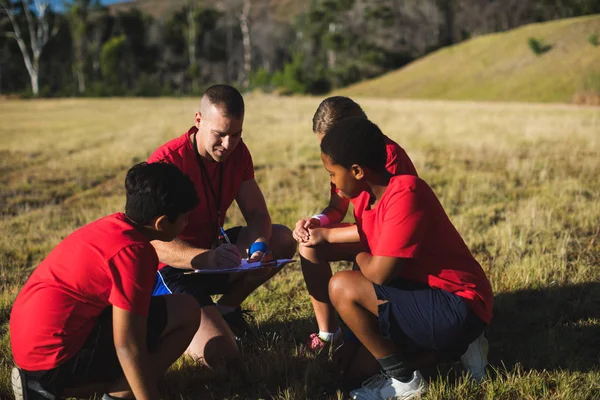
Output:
top-left (0, 96), bottom-right (599, 399)
top-left (339, 14), bottom-right (600, 103)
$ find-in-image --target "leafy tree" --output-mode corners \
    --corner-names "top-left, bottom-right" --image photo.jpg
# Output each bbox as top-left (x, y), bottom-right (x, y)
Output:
top-left (64, 0), bottom-right (103, 94)
top-left (100, 34), bottom-right (129, 93)
top-left (0, 0), bottom-right (59, 96)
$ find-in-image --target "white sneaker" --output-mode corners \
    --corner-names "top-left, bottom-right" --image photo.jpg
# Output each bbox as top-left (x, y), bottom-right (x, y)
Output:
top-left (350, 370), bottom-right (427, 400)
top-left (11, 367), bottom-right (28, 400)
top-left (11, 366), bottom-right (56, 400)
top-left (460, 332), bottom-right (489, 382)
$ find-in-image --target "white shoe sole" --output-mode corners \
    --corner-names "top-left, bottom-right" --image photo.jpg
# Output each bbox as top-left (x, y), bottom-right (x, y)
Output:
top-left (461, 334), bottom-right (488, 382)
top-left (11, 367), bottom-right (28, 400)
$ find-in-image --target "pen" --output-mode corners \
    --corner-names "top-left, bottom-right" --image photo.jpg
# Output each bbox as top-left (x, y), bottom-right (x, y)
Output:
top-left (219, 227), bottom-right (231, 244)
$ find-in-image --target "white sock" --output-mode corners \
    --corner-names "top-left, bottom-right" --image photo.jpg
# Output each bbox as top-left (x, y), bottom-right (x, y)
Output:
top-left (216, 304), bottom-right (237, 315)
top-left (318, 328), bottom-right (342, 342)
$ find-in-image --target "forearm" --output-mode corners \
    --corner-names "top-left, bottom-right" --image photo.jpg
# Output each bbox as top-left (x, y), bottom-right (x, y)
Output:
top-left (355, 252), bottom-right (404, 285)
top-left (116, 344), bottom-right (160, 400)
top-left (245, 211), bottom-right (272, 244)
top-left (151, 238), bottom-right (210, 270)
top-left (325, 224), bottom-right (360, 244)
top-left (320, 193), bottom-right (350, 225)
top-left (319, 206), bottom-right (346, 225)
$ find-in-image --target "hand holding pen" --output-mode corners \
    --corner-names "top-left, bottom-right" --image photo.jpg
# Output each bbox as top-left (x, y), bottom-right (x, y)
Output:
top-left (208, 227), bottom-right (240, 269)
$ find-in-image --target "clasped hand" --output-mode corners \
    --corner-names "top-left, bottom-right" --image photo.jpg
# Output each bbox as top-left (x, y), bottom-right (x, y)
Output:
top-left (293, 217), bottom-right (327, 246)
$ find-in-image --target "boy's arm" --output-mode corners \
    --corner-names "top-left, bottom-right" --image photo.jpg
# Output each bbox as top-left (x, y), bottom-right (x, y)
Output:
top-left (112, 306), bottom-right (161, 400)
top-left (320, 190), bottom-right (350, 224)
top-left (355, 252), bottom-right (405, 286)
top-left (299, 224), bottom-right (360, 246)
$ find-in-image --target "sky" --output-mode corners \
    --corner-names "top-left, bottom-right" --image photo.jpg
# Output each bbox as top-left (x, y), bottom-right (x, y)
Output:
top-left (48, 0), bottom-right (131, 12)
top-left (99, 0), bottom-right (130, 5)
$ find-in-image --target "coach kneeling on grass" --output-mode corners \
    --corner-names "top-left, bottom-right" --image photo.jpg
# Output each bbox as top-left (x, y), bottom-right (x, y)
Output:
top-left (149, 84), bottom-right (296, 367)
top-left (10, 162), bottom-right (201, 400)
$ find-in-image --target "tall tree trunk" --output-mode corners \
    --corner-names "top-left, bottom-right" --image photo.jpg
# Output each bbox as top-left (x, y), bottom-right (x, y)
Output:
top-left (226, 21), bottom-right (234, 82)
top-left (437, 0), bottom-right (456, 47)
top-left (0, 0), bottom-right (56, 96)
top-left (76, 64), bottom-right (85, 93)
top-left (186, 2), bottom-right (197, 65)
top-left (239, 0), bottom-right (252, 89)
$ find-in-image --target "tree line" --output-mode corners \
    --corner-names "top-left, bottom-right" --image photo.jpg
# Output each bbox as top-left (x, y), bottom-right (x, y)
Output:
top-left (1, 0), bottom-right (599, 97)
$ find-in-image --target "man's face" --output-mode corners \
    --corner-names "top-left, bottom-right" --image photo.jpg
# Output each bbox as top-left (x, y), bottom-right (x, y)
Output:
top-left (195, 104), bottom-right (243, 162)
top-left (321, 152), bottom-right (362, 199)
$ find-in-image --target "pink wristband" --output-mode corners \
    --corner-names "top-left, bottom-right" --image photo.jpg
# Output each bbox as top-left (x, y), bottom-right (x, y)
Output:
top-left (311, 213), bottom-right (330, 226)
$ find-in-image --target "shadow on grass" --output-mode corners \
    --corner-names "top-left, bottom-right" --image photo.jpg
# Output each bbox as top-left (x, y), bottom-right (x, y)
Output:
top-left (164, 282), bottom-right (600, 399)
top-left (1, 283), bottom-right (598, 400)
top-left (160, 316), bottom-right (343, 400)
top-left (489, 281), bottom-right (600, 373)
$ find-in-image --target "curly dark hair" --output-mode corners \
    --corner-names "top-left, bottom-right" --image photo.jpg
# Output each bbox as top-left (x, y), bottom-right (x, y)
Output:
top-left (320, 117), bottom-right (387, 172)
top-left (125, 162), bottom-right (199, 225)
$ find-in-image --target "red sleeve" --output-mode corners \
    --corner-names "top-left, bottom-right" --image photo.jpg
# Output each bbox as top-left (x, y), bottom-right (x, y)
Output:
top-left (108, 245), bottom-right (158, 316)
top-left (240, 142), bottom-right (255, 181)
top-left (373, 185), bottom-right (428, 258)
top-left (387, 146), bottom-right (418, 177)
top-left (148, 151), bottom-right (161, 163)
top-left (386, 151), bottom-right (399, 175)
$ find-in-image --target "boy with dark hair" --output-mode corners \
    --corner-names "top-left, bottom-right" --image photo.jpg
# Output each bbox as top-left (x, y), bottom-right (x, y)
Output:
top-left (10, 162), bottom-right (201, 400)
top-left (320, 118), bottom-right (493, 399)
top-left (293, 96), bottom-right (418, 351)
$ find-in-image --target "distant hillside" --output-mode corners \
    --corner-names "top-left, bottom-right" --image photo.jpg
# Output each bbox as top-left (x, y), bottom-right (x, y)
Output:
top-left (107, 0), bottom-right (309, 23)
top-left (339, 15), bottom-right (600, 103)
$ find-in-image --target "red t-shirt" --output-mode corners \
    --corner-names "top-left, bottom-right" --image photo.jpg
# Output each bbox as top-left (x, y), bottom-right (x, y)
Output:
top-left (148, 127), bottom-right (254, 259)
top-left (10, 213), bottom-right (158, 371)
top-left (331, 135), bottom-right (417, 205)
top-left (353, 175), bottom-right (493, 324)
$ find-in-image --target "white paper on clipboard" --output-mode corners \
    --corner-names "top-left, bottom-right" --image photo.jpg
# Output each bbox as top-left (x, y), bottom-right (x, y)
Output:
top-left (185, 258), bottom-right (296, 274)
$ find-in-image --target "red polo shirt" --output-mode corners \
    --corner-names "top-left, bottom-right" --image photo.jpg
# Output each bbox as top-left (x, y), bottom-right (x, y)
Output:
top-left (148, 127), bottom-right (254, 261)
top-left (10, 213), bottom-right (158, 371)
top-left (354, 175), bottom-right (493, 324)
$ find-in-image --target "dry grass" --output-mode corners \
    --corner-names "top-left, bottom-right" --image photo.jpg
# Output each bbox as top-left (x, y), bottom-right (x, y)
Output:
top-left (0, 96), bottom-right (599, 399)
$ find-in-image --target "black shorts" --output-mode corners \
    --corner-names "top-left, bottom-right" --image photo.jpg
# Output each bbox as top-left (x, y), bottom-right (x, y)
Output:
top-left (152, 227), bottom-right (243, 307)
top-left (375, 279), bottom-right (486, 362)
top-left (23, 296), bottom-right (168, 396)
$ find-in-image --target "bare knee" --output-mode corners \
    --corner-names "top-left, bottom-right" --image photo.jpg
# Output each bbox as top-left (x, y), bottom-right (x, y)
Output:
top-left (299, 243), bottom-right (321, 263)
top-left (165, 294), bottom-right (201, 332)
top-left (271, 224), bottom-right (296, 258)
top-left (329, 271), bottom-right (357, 307)
top-left (203, 335), bottom-right (240, 366)
top-left (187, 306), bottom-right (239, 367)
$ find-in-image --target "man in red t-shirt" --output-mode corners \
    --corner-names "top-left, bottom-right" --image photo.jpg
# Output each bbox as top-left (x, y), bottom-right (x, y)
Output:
top-left (148, 84), bottom-right (296, 366)
top-left (10, 162), bottom-right (200, 400)
top-left (292, 97), bottom-right (418, 350)
top-left (320, 118), bottom-right (494, 399)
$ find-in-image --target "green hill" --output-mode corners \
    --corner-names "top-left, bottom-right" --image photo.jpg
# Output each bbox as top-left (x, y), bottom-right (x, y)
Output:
top-left (339, 15), bottom-right (600, 103)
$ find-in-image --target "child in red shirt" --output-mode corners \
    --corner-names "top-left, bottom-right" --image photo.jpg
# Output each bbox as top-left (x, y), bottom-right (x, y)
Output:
top-left (320, 118), bottom-right (493, 400)
top-left (292, 97), bottom-right (417, 350)
top-left (10, 162), bottom-right (200, 400)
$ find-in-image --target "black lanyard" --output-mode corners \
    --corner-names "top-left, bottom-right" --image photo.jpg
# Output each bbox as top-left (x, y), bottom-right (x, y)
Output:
top-left (192, 132), bottom-right (224, 243)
